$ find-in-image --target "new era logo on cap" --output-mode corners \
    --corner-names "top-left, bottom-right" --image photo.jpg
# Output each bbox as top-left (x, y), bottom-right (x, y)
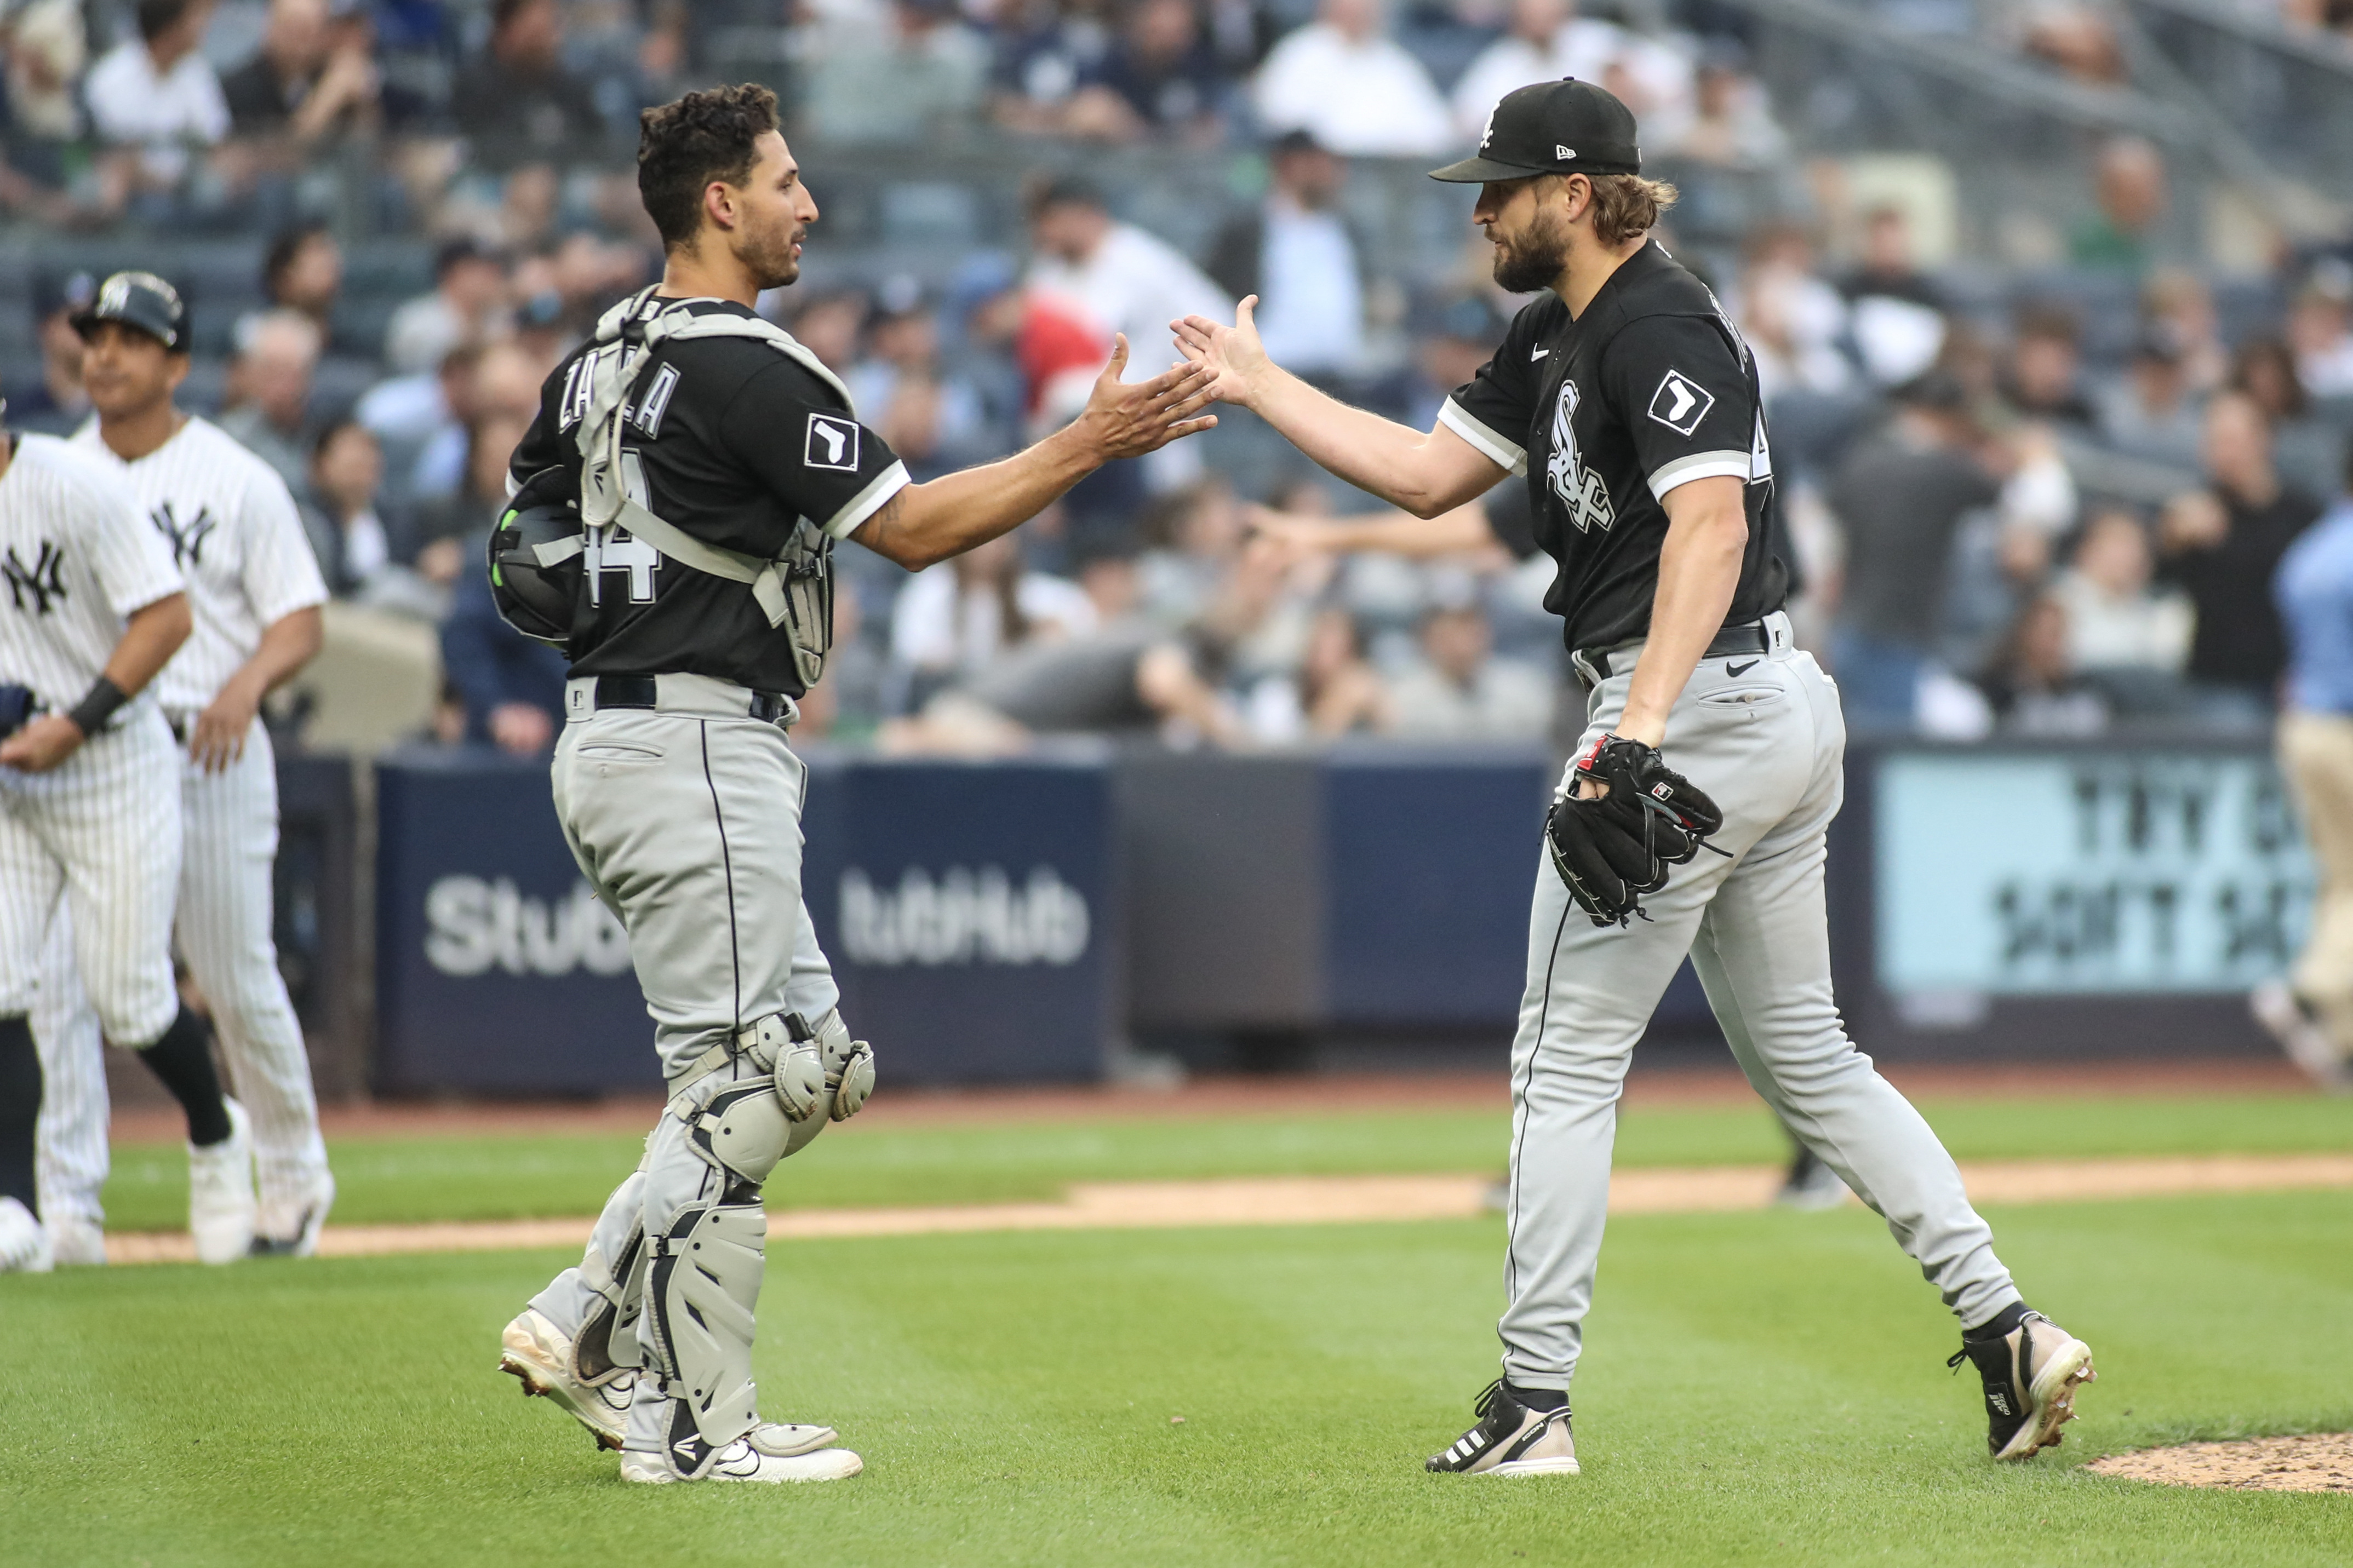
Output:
top-left (1556, 146), bottom-right (1575, 159)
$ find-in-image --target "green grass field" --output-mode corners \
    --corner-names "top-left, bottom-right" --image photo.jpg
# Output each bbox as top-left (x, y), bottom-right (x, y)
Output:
top-left (8, 1089), bottom-right (2350, 1566)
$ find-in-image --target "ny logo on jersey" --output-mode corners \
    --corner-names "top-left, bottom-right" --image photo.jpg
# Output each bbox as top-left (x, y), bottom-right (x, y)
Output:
top-left (150, 502), bottom-right (219, 568)
top-left (1, 541), bottom-right (66, 614)
top-left (1545, 381), bottom-right (1616, 534)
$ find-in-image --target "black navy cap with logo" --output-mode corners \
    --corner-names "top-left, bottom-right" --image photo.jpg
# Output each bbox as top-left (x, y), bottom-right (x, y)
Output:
top-left (1429, 78), bottom-right (1642, 184)
top-left (70, 270), bottom-right (188, 352)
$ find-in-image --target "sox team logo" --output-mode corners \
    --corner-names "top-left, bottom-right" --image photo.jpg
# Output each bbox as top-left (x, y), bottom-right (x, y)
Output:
top-left (1, 541), bottom-right (66, 613)
top-left (1546, 381), bottom-right (1616, 534)
top-left (1646, 370), bottom-right (1715, 437)
top-left (805, 413), bottom-right (859, 472)
top-left (150, 501), bottom-right (219, 567)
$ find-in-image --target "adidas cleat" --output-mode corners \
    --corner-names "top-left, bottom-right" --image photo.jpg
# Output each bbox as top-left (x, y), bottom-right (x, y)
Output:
top-left (1426, 1379), bottom-right (1579, 1476)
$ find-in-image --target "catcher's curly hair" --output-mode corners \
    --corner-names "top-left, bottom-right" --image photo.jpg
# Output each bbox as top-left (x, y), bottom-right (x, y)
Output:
top-left (637, 84), bottom-right (780, 251)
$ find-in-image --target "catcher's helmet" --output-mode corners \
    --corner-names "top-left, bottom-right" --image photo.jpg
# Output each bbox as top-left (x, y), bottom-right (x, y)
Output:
top-left (488, 467), bottom-right (583, 646)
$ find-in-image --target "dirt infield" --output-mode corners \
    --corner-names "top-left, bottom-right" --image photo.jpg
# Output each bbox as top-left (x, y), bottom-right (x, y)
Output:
top-left (2090, 1434), bottom-right (2353, 1492)
top-left (101, 1057), bottom-right (2322, 1144)
top-left (95, 1149), bottom-right (2353, 1266)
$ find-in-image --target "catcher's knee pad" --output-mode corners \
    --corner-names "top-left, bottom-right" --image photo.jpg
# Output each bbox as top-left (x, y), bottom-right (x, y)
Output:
top-left (643, 1200), bottom-right (766, 1450)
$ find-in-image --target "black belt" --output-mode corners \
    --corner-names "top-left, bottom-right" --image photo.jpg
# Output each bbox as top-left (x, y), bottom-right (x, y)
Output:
top-left (592, 673), bottom-right (793, 724)
top-left (1577, 621), bottom-right (1768, 682)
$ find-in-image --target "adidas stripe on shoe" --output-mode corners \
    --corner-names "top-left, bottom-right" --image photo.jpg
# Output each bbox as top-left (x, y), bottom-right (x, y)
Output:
top-left (1425, 1380), bottom-right (1579, 1477)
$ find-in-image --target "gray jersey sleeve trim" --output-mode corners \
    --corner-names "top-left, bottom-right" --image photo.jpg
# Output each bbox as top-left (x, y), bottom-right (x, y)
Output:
top-left (1647, 450), bottom-right (1751, 502)
top-left (1438, 399), bottom-right (1528, 477)
top-left (823, 460), bottom-right (912, 540)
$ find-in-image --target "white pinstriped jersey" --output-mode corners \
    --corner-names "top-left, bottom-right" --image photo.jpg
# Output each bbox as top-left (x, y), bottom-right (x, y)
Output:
top-left (71, 416), bottom-right (328, 712)
top-left (0, 434), bottom-right (182, 709)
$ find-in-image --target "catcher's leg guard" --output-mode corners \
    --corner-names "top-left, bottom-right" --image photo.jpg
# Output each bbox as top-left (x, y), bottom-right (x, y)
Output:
top-left (643, 1197), bottom-right (768, 1462)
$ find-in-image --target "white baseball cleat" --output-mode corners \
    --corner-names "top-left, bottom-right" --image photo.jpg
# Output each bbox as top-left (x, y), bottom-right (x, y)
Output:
top-left (187, 1099), bottom-right (257, 1265)
top-left (47, 1213), bottom-right (106, 1267)
top-left (0, 1197), bottom-right (54, 1273)
top-left (499, 1307), bottom-right (634, 1451)
top-left (620, 1429), bottom-right (864, 1484)
top-left (1949, 1309), bottom-right (2097, 1461)
top-left (253, 1170), bottom-right (336, 1257)
top-left (2251, 982), bottom-right (2351, 1093)
top-left (1426, 1380), bottom-right (1580, 1476)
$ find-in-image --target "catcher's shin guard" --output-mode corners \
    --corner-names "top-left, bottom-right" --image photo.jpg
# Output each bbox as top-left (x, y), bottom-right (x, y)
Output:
top-left (644, 1198), bottom-right (769, 1460)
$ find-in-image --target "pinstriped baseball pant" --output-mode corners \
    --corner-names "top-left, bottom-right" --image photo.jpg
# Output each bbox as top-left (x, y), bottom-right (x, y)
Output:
top-left (0, 710), bottom-right (182, 1049)
top-left (1497, 615), bottom-right (2019, 1392)
top-left (33, 717), bottom-right (329, 1225)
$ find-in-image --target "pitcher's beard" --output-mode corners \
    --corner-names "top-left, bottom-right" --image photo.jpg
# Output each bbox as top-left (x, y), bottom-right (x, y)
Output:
top-left (1490, 210), bottom-right (1571, 295)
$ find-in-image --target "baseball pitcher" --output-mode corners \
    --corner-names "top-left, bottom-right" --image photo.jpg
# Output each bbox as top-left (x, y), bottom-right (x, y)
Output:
top-left (27, 272), bottom-right (335, 1267)
top-left (1173, 80), bottom-right (2096, 1473)
top-left (491, 84), bottom-right (1214, 1485)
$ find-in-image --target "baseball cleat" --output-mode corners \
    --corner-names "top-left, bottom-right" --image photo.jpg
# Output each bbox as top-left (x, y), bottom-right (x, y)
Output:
top-left (0, 1197), bottom-right (54, 1273)
top-left (1948, 1309), bottom-right (2096, 1460)
top-left (253, 1170), bottom-right (336, 1257)
top-left (499, 1308), bottom-right (634, 1451)
top-left (1426, 1380), bottom-right (1579, 1476)
top-left (1775, 1146), bottom-right (1851, 1210)
top-left (187, 1099), bottom-right (257, 1265)
top-left (620, 1430), bottom-right (863, 1485)
top-left (2250, 982), bottom-right (2350, 1093)
top-left (47, 1213), bottom-right (106, 1267)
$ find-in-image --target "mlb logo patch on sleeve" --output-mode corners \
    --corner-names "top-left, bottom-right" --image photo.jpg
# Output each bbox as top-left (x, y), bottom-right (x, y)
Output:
top-left (1646, 370), bottom-right (1716, 436)
top-left (805, 413), bottom-right (860, 472)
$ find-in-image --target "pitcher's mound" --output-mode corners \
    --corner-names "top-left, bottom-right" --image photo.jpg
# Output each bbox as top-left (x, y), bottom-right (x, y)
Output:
top-left (2090, 1434), bottom-right (2353, 1492)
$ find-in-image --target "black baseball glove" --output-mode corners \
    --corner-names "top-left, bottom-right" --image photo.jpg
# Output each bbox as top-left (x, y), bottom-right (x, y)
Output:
top-left (1545, 734), bottom-right (1726, 927)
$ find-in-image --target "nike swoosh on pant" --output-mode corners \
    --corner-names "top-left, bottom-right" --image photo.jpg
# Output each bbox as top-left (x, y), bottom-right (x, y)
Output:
top-left (1726, 659), bottom-right (1757, 676)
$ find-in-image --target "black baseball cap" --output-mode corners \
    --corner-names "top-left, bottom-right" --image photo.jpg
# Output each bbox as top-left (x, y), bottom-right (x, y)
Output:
top-left (1430, 78), bottom-right (1641, 184)
top-left (71, 270), bottom-right (188, 352)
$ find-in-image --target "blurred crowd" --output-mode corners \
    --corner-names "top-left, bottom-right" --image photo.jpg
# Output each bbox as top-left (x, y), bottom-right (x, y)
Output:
top-left (2, 0), bottom-right (2351, 758)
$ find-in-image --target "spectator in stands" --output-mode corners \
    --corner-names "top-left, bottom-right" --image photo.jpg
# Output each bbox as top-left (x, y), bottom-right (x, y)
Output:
top-left (262, 225), bottom-right (345, 344)
top-left (1253, 0), bottom-right (1453, 158)
top-left (411, 340), bottom-right (543, 503)
top-left (383, 238), bottom-right (510, 375)
top-left (85, 0), bottom-right (231, 202)
top-left (2020, 2), bottom-right (2126, 83)
top-left (1729, 223), bottom-right (1851, 398)
top-left (1826, 370), bottom-right (2001, 730)
top-left (1836, 205), bottom-right (1946, 388)
top-left (986, 0), bottom-right (1103, 137)
top-left (1204, 131), bottom-right (1366, 383)
top-left (2141, 268), bottom-right (2226, 394)
top-left (1234, 603), bottom-right (1388, 742)
top-left (845, 278), bottom-right (1005, 481)
top-left (1063, 0), bottom-right (1228, 145)
top-left (219, 309), bottom-right (324, 491)
top-left (2002, 303), bottom-right (2097, 430)
top-left (300, 416), bottom-right (437, 614)
top-left (1406, 292), bottom-right (1509, 427)
top-left (1137, 476), bottom-right (1247, 629)
top-left (1387, 592), bottom-right (1554, 742)
top-left (439, 549), bottom-right (568, 755)
top-left (801, 0), bottom-right (989, 146)
top-left (1978, 592), bottom-right (2109, 736)
top-left (889, 530), bottom-right (1097, 702)
top-left (2287, 260), bottom-right (2353, 398)
top-left (2070, 136), bottom-right (2167, 271)
top-left (2260, 440), bottom-right (2353, 1087)
top-left (1450, 0), bottom-right (1625, 142)
top-left (1670, 39), bottom-right (1788, 170)
top-left (5, 271), bottom-right (94, 436)
top-left (2048, 506), bottom-right (2192, 684)
top-left (2095, 324), bottom-right (2205, 472)
top-left (452, 0), bottom-right (604, 170)
top-left (413, 407), bottom-right (529, 598)
top-left (2232, 336), bottom-right (2339, 503)
top-left (2, 0), bottom-right (87, 168)
top-left (2159, 391), bottom-right (2321, 713)
top-left (220, 0), bottom-right (382, 152)
top-left (785, 290), bottom-right (868, 377)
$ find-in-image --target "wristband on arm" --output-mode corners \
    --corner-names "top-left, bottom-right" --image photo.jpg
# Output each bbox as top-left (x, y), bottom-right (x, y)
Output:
top-left (65, 675), bottom-right (128, 736)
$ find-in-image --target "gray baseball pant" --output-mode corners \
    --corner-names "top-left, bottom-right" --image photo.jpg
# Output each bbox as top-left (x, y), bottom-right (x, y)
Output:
top-left (1499, 612), bottom-right (2019, 1392)
top-left (526, 674), bottom-right (839, 1454)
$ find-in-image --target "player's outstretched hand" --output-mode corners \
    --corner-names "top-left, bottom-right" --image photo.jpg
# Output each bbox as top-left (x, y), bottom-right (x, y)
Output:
top-left (1170, 295), bottom-right (1268, 409)
top-left (0, 714), bottom-right (87, 773)
top-left (1075, 334), bottom-right (1218, 461)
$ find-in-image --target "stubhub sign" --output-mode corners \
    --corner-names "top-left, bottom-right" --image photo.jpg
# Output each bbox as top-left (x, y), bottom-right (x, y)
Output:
top-left (374, 745), bottom-right (1116, 1094)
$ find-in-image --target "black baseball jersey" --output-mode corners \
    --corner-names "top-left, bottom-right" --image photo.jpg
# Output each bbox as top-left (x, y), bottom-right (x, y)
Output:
top-left (508, 297), bottom-right (909, 696)
top-left (1439, 242), bottom-right (1788, 653)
